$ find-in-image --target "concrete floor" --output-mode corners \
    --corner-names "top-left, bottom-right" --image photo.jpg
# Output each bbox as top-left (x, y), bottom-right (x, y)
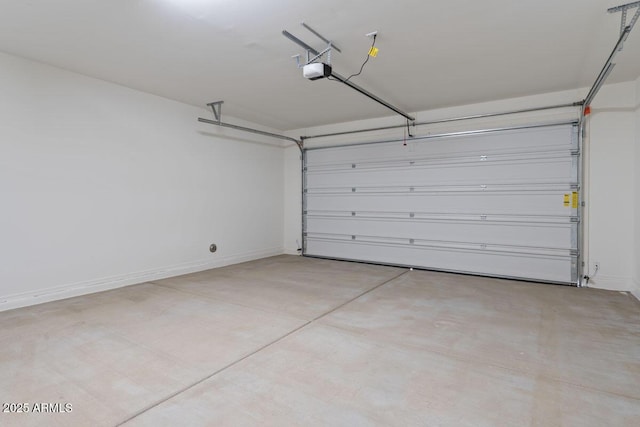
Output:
top-left (1, 255), bottom-right (639, 426)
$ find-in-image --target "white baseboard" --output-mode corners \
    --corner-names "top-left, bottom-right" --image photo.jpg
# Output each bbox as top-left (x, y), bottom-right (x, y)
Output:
top-left (587, 274), bottom-right (633, 292)
top-left (0, 247), bottom-right (284, 313)
top-left (283, 248), bottom-right (302, 255)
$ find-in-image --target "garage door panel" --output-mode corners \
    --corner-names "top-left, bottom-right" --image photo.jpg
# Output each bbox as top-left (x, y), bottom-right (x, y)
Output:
top-left (307, 158), bottom-right (575, 188)
top-left (307, 126), bottom-right (576, 165)
top-left (306, 239), bottom-right (574, 283)
top-left (306, 192), bottom-right (577, 216)
top-left (304, 123), bottom-right (580, 284)
top-left (306, 217), bottom-right (574, 249)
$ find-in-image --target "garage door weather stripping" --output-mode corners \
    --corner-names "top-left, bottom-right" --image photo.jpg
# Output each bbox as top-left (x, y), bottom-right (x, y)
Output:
top-left (303, 123), bottom-right (580, 285)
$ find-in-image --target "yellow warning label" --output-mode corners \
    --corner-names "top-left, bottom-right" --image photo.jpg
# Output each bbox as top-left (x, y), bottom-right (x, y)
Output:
top-left (572, 191), bottom-right (579, 209)
top-left (563, 194), bottom-right (570, 207)
top-left (368, 46), bottom-right (379, 57)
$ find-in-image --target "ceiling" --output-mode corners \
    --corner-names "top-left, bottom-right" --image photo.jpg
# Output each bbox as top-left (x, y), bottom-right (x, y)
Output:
top-left (1, 0), bottom-right (638, 130)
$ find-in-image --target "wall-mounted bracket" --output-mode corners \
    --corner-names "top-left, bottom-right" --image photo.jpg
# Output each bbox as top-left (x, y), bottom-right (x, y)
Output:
top-left (584, 1), bottom-right (640, 107)
top-left (207, 101), bottom-right (224, 124)
top-left (608, 1), bottom-right (640, 51)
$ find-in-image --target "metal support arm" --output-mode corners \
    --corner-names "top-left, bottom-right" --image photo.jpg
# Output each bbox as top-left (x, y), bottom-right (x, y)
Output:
top-left (584, 1), bottom-right (640, 107)
top-left (198, 102), bottom-right (302, 151)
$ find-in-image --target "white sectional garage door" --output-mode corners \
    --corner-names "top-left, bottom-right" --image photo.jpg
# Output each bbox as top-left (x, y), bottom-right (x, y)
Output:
top-left (303, 123), bottom-right (580, 284)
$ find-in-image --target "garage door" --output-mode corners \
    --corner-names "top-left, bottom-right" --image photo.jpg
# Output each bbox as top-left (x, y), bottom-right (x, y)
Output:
top-left (303, 122), bottom-right (580, 284)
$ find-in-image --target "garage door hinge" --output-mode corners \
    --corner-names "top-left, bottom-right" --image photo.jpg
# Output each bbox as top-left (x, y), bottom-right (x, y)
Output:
top-left (570, 184), bottom-right (579, 190)
top-left (570, 250), bottom-right (579, 257)
top-left (570, 217), bottom-right (579, 223)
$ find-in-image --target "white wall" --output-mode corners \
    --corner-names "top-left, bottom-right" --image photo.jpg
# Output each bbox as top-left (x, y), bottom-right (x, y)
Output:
top-left (586, 82), bottom-right (637, 291)
top-left (284, 82), bottom-right (639, 292)
top-left (2, 51), bottom-right (637, 310)
top-left (0, 51), bottom-right (285, 311)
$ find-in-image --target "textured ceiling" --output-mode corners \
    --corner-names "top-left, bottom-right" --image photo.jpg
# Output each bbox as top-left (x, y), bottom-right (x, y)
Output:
top-left (0, 0), bottom-right (638, 130)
